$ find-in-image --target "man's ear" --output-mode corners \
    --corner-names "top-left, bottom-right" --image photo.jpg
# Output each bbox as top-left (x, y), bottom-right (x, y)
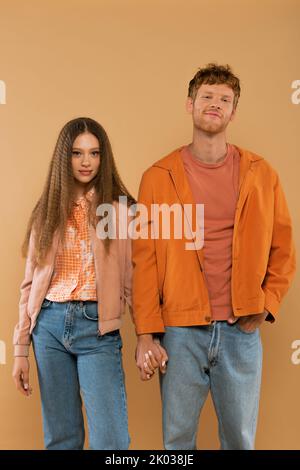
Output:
top-left (186, 97), bottom-right (194, 114)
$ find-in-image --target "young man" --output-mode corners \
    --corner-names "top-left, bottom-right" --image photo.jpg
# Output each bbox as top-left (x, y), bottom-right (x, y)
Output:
top-left (132, 63), bottom-right (296, 450)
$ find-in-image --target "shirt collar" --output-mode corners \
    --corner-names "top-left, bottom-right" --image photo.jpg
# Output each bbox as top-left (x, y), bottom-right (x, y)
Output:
top-left (74, 187), bottom-right (95, 208)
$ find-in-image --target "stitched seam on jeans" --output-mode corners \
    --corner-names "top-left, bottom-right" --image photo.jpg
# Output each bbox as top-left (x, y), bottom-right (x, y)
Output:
top-left (116, 347), bottom-right (130, 449)
top-left (250, 336), bottom-right (262, 440)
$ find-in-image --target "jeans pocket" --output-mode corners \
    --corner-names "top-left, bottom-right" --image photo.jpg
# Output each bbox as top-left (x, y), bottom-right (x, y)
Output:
top-left (82, 303), bottom-right (98, 321)
top-left (235, 322), bottom-right (257, 335)
top-left (105, 329), bottom-right (120, 337)
top-left (41, 298), bottom-right (52, 309)
top-left (98, 330), bottom-right (122, 348)
top-left (33, 300), bottom-right (51, 335)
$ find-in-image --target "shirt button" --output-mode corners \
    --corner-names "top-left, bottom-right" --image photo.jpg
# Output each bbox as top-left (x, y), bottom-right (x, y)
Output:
top-left (205, 316), bottom-right (211, 322)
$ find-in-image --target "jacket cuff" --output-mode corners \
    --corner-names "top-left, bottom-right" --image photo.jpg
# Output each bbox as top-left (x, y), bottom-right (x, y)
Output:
top-left (135, 316), bottom-right (165, 335)
top-left (14, 344), bottom-right (30, 357)
top-left (264, 289), bottom-right (280, 322)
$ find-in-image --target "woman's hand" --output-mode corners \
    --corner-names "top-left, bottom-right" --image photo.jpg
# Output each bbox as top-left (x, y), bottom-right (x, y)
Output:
top-left (135, 334), bottom-right (168, 381)
top-left (12, 357), bottom-right (33, 397)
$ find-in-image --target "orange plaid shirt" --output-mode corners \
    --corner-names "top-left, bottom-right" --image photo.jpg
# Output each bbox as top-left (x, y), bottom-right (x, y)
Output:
top-left (46, 188), bottom-right (97, 302)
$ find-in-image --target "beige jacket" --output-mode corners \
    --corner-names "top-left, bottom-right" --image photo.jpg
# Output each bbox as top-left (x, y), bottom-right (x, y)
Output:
top-left (13, 202), bottom-right (133, 357)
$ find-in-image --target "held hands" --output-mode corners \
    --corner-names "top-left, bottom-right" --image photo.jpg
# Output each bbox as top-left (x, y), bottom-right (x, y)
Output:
top-left (227, 309), bottom-right (269, 333)
top-left (12, 357), bottom-right (33, 397)
top-left (135, 334), bottom-right (168, 381)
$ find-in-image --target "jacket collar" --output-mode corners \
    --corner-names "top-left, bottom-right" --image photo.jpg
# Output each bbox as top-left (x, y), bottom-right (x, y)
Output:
top-left (153, 145), bottom-right (263, 171)
top-left (152, 145), bottom-right (263, 203)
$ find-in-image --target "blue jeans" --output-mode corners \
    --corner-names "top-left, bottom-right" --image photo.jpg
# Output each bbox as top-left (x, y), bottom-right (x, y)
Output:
top-left (159, 321), bottom-right (262, 450)
top-left (32, 299), bottom-right (130, 450)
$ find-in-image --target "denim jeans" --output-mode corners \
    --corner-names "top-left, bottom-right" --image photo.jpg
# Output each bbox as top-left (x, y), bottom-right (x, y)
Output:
top-left (32, 299), bottom-right (130, 450)
top-left (159, 321), bottom-right (262, 450)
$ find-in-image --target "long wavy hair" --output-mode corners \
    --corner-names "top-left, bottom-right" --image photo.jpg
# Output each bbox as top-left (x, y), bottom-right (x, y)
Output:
top-left (22, 117), bottom-right (135, 265)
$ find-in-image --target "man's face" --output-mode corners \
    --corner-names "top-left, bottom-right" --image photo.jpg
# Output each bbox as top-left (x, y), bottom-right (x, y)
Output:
top-left (186, 83), bottom-right (236, 134)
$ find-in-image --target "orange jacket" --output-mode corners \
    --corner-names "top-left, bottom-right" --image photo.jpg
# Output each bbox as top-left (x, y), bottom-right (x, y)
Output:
top-left (132, 146), bottom-right (296, 334)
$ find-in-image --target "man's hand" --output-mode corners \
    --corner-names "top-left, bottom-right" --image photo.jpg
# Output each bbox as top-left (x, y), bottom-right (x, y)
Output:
top-left (227, 310), bottom-right (269, 333)
top-left (135, 334), bottom-right (168, 381)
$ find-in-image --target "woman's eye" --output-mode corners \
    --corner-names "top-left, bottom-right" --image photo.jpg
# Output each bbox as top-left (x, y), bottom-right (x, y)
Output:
top-left (72, 151), bottom-right (81, 156)
top-left (92, 151), bottom-right (100, 156)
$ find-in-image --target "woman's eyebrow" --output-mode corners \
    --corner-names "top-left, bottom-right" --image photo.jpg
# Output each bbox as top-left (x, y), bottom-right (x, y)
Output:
top-left (72, 147), bottom-right (100, 150)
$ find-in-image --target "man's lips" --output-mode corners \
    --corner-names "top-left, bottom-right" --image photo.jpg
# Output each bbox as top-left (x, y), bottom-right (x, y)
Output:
top-left (204, 112), bottom-right (221, 118)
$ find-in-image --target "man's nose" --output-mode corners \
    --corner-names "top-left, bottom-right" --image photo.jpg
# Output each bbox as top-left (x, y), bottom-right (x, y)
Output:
top-left (210, 102), bottom-right (221, 109)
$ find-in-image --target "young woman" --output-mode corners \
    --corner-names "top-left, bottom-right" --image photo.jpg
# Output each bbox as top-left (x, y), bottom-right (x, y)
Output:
top-left (12, 117), bottom-right (135, 450)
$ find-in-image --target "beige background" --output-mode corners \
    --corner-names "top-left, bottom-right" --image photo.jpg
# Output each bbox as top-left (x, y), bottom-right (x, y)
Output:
top-left (0, 0), bottom-right (299, 449)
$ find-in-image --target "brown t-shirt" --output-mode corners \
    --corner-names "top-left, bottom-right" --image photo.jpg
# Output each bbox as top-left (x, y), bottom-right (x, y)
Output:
top-left (181, 144), bottom-right (240, 321)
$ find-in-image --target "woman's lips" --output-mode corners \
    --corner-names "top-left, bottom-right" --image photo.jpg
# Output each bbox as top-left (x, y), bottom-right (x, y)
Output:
top-left (79, 170), bottom-right (92, 176)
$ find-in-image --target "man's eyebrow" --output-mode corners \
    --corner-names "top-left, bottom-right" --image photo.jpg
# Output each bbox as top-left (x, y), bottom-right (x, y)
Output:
top-left (201, 91), bottom-right (232, 99)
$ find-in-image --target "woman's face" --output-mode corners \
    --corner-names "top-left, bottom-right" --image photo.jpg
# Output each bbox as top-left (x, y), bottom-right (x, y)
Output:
top-left (71, 132), bottom-right (100, 186)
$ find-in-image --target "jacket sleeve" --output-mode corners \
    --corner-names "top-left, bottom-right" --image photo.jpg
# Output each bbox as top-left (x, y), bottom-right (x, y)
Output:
top-left (262, 173), bottom-right (296, 320)
top-left (13, 230), bottom-right (37, 357)
top-left (132, 170), bottom-right (165, 335)
top-left (124, 233), bottom-right (133, 317)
